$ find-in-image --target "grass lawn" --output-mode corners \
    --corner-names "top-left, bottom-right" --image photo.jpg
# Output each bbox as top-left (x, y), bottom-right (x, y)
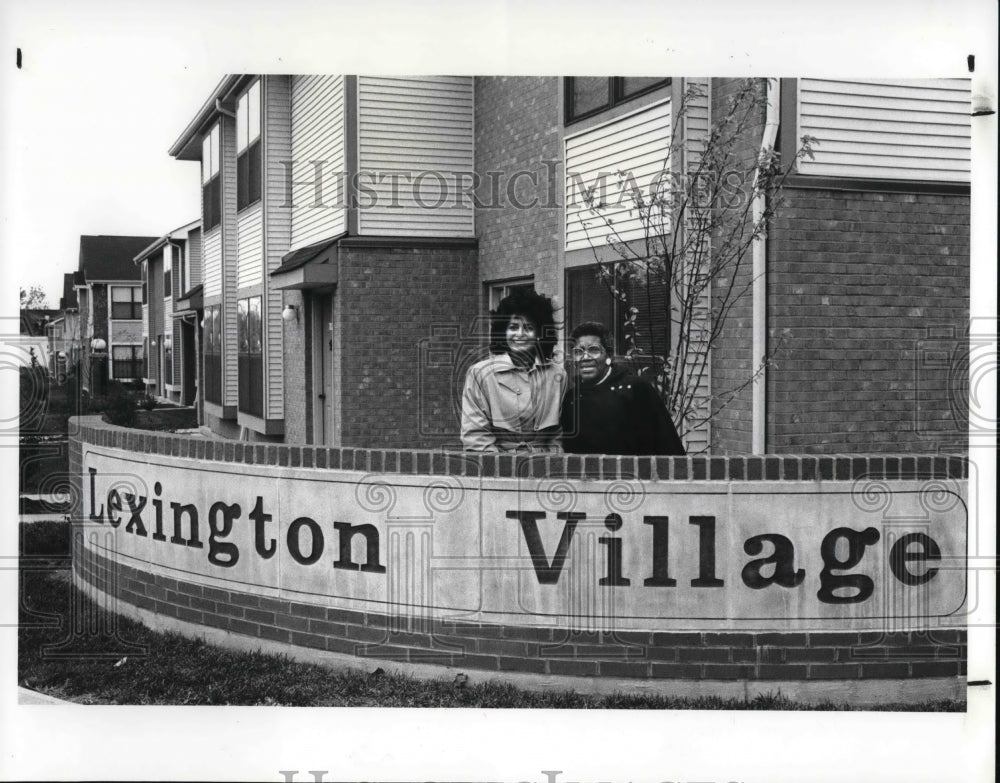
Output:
top-left (18, 523), bottom-right (966, 710)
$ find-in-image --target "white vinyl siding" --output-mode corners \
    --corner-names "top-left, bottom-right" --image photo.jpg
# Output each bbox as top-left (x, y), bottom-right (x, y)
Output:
top-left (797, 78), bottom-right (971, 182)
top-left (290, 75), bottom-right (347, 250)
top-left (203, 227), bottom-right (222, 298)
top-left (680, 78), bottom-right (710, 455)
top-left (565, 99), bottom-right (672, 252)
top-left (357, 76), bottom-right (474, 237)
top-left (163, 247), bottom-right (173, 333)
top-left (263, 75), bottom-right (292, 419)
top-left (237, 203), bottom-right (264, 288)
top-left (186, 227), bottom-right (202, 288)
top-left (221, 115), bottom-right (239, 408)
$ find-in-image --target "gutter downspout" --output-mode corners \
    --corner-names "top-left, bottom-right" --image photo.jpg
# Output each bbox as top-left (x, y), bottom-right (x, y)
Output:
top-left (215, 98), bottom-right (236, 119)
top-left (752, 78), bottom-right (780, 455)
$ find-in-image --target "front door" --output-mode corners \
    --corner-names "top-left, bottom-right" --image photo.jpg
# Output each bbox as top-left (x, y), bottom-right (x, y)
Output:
top-left (312, 295), bottom-right (335, 445)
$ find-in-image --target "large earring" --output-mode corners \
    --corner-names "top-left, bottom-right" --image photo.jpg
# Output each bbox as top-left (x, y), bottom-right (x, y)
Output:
top-left (605, 357), bottom-right (612, 366)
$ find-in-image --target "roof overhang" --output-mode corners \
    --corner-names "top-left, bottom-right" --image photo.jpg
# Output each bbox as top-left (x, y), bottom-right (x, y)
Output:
top-left (169, 75), bottom-right (253, 160)
top-left (176, 284), bottom-right (204, 312)
top-left (271, 234), bottom-right (344, 290)
top-left (134, 218), bottom-right (201, 264)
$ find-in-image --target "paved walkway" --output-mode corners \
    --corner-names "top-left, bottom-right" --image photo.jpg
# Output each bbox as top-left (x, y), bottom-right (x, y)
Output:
top-left (19, 514), bottom-right (69, 523)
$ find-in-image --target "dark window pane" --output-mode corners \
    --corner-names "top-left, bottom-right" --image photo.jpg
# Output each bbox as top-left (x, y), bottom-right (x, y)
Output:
top-left (248, 297), bottom-right (262, 354)
top-left (237, 299), bottom-right (249, 354)
top-left (237, 150), bottom-right (249, 210)
top-left (620, 77), bottom-right (668, 98)
top-left (249, 141), bottom-right (261, 205)
top-left (570, 77), bottom-right (610, 118)
top-left (237, 141), bottom-right (262, 211)
top-left (566, 266), bottom-right (615, 343)
top-left (622, 265), bottom-right (670, 363)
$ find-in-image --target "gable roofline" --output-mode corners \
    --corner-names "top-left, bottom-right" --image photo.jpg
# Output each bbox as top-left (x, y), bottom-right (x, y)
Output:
top-left (133, 218), bottom-right (202, 264)
top-left (78, 235), bottom-right (158, 282)
top-left (169, 75), bottom-right (254, 160)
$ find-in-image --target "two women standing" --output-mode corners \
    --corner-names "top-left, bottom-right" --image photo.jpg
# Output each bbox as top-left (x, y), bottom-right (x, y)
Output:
top-left (460, 291), bottom-right (684, 456)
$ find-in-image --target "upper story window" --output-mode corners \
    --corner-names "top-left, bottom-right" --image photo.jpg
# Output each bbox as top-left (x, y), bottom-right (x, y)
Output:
top-left (140, 263), bottom-right (147, 305)
top-left (163, 249), bottom-right (172, 299)
top-left (202, 123), bottom-right (221, 231)
top-left (177, 241), bottom-right (187, 295)
top-left (237, 80), bottom-right (262, 211)
top-left (110, 286), bottom-right (141, 320)
top-left (565, 77), bottom-right (670, 124)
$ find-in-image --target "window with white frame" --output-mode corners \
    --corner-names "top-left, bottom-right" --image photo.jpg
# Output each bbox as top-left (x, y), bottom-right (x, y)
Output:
top-left (237, 80), bottom-right (262, 211)
top-left (487, 278), bottom-right (534, 312)
top-left (110, 286), bottom-right (142, 320)
top-left (111, 345), bottom-right (143, 381)
top-left (565, 77), bottom-right (670, 124)
top-left (202, 123), bottom-right (222, 230)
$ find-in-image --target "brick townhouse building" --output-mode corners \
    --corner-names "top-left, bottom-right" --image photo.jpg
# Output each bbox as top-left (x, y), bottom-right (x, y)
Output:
top-left (45, 272), bottom-right (80, 379)
top-left (133, 219), bottom-right (202, 410)
top-left (71, 234), bottom-right (159, 394)
top-left (167, 75), bottom-right (970, 454)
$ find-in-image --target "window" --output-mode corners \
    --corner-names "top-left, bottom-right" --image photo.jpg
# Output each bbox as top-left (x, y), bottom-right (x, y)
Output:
top-left (203, 305), bottom-right (222, 404)
top-left (237, 296), bottom-right (263, 416)
top-left (163, 336), bottom-right (173, 385)
top-left (237, 80), bottom-right (262, 211)
top-left (142, 337), bottom-right (149, 379)
top-left (164, 250), bottom-right (172, 300)
top-left (565, 77), bottom-right (670, 124)
top-left (140, 264), bottom-right (148, 305)
top-left (202, 123), bottom-right (222, 230)
top-left (177, 242), bottom-right (187, 295)
top-left (566, 264), bottom-right (670, 361)
top-left (111, 345), bottom-right (143, 381)
top-left (487, 278), bottom-right (534, 311)
top-left (110, 286), bottom-right (141, 320)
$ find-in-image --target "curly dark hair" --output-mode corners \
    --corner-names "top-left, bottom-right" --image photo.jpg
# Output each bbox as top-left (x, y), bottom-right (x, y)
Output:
top-left (569, 321), bottom-right (614, 353)
top-left (490, 288), bottom-right (559, 360)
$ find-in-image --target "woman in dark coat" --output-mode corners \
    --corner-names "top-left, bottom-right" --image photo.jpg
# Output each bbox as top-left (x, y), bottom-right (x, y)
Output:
top-left (561, 322), bottom-right (685, 456)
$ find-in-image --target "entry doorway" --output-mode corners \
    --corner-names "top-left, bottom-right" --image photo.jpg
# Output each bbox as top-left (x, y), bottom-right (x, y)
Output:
top-left (311, 293), bottom-right (336, 445)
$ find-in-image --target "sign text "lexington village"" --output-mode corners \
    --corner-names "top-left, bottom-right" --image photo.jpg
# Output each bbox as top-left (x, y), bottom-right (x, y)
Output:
top-left (86, 467), bottom-right (944, 605)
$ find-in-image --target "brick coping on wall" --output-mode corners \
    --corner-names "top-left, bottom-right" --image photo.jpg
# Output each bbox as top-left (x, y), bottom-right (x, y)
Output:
top-left (73, 545), bottom-right (968, 688)
top-left (70, 417), bottom-right (969, 482)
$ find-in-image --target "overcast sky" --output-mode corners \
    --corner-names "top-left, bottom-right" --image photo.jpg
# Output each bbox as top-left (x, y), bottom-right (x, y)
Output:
top-left (3, 0), bottom-right (995, 311)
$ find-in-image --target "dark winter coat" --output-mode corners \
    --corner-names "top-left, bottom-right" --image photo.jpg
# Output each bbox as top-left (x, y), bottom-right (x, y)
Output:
top-left (560, 364), bottom-right (686, 456)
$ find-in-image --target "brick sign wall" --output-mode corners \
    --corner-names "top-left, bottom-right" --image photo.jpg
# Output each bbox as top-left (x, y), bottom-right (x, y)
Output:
top-left (69, 417), bottom-right (969, 701)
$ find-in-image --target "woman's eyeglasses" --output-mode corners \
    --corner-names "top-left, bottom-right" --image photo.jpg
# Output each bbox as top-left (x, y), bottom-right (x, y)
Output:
top-left (571, 346), bottom-right (605, 360)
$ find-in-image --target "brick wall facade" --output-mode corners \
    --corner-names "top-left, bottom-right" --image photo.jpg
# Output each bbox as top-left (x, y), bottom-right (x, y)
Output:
top-left (281, 288), bottom-right (310, 444)
top-left (75, 546), bottom-right (967, 683)
top-left (708, 79), bottom-right (766, 455)
top-left (768, 190), bottom-right (970, 453)
top-left (337, 243), bottom-right (479, 448)
top-left (475, 77), bottom-right (562, 301)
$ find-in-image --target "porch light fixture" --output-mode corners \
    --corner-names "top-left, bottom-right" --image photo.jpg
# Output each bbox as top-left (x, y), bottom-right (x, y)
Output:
top-left (90, 338), bottom-right (106, 352)
top-left (163, 336), bottom-right (172, 350)
top-left (282, 304), bottom-right (299, 323)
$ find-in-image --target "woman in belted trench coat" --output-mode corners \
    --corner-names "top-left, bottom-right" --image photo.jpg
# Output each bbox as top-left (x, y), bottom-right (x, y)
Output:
top-left (460, 289), bottom-right (566, 452)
